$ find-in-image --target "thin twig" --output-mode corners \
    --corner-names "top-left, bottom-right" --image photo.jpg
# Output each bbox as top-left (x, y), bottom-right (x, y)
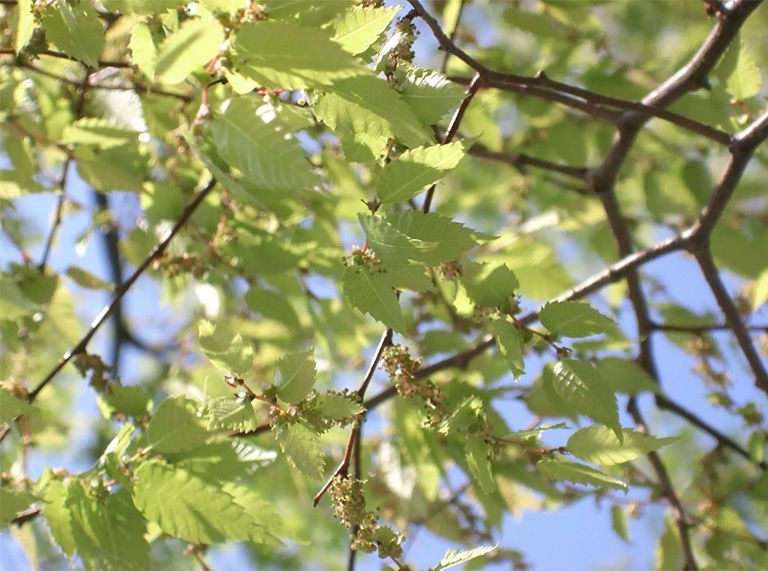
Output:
top-left (469, 144), bottom-right (589, 181)
top-left (28, 177), bottom-right (218, 402)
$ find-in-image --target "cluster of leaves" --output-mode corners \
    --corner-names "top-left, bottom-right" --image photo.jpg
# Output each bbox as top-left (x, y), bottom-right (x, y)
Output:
top-left (1, 0), bottom-right (768, 570)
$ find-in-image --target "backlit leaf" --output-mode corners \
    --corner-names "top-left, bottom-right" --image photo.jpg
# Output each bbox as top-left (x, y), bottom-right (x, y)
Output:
top-left (611, 504), bottom-right (631, 543)
top-left (398, 65), bottom-right (465, 126)
top-left (462, 262), bottom-right (519, 307)
top-left (274, 349), bottom-right (317, 404)
top-left (539, 300), bottom-right (615, 337)
top-left (595, 357), bottom-right (659, 395)
top-left (275, 422), bottom-right (326, 480)
top-left (148, 396), bottom-right (209, 454)
top-left (197, 319), bottom-right (254, 375)
top-left (568, 425), bottom-right (678, 465)
top-left (342, 265), bottom-right (407, 333)
top-left (359, 214), bottom-right (439, 264)
top-left (465, 435), bottom-right (496, 494)
top-left (129, 21), bottom-right (157, 78)
top-left (537, 459), bottom-right (627, 492)
top-left (318, 392), bottom-right (365, 420)
top-left (155, 16), bottom-right (224, 84)
top-left (42, 1), bottom-right (104, 67)
top-left (330, 5), bottom-right (400, 55)
top-left (492, 319), bottom-right (525, 379)
top-left (386, 211), bottom-right (479, 265)
top-left (427, 545), bottom-right (498, 571)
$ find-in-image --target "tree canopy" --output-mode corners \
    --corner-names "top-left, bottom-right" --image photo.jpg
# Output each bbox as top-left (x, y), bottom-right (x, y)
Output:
top-left (1, 0), bottom-right (767, 570)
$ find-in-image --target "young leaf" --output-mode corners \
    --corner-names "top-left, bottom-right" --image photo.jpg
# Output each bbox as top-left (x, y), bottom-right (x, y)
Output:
top-left (611, 504), bottom-right (631, 543)
top-left (465, 436), bottom-right (496, 494)
top-left (42, 478), bottom-right (77, 559)
top-left (314, 76), bottom-right (431, 152)
top-left (375, 141), bottom-right (467, 204)
top-left (133, 461), bottom-right (261, 544)
top-left (232, 21), bottom-right (365, 89)
top-left (492, 319), bottom-right (525, 379)
top-left (197, 319), bottom-right (254, 375)
top-left (274, 349), bottom-right (317, 404)
top-left (0, 388), bottom-right (35, 423)
top-left (0, 487), bottom-right (38, 527)
top-left (318, 392), bottom-right (365, 420)
top-left (427, 545), bottom-right (498, 571)
top-left (537, 459), bottom-right (628, 492)
top-left (398, 65), bottom-right (465, 126)
top-left (245, 286), bottom-right (302, 333)
top-left (462, 262), bottom-right (519, 307)
top-left (386, 211), bottom-right (479, 265)
top-left (539, 300), bottom-right (615, 337)
top-left (330, 5), bottom-right (400, 55)
top-left (15, 0), bottom-right (35, 51)
top-left (148, 396), bottom-right (209, 454)
top-left (42, 1), bottom-right (104, 67)
top-left (155, 16), bottom-right (224, 84)
top-left (552, 360), bottom-right (622, 443)
top-left (359, 214), bottom-right (439, 264)
top-left (342, 265), bottom-right (407, 333)
top-left (206, 397), bottom-right (258, 432)
top-left (212, 98), bottom-right (320, 192)
top-left (65, 265), bottom-right (114, 291)
top-left (221, 482), bottom-right (283, 544)
top-left (62, 119), bottom-right (139, 149)
top-left (716, 38), bottom-right (762, 101)
top-left (595, 357), bottom-right (659, 395)
top-left (129, 21), bottom-right (157, 78)
top-left (275, 422), bottom-right (326, 480)
top-left (567, 426), bottom-right (678, 466)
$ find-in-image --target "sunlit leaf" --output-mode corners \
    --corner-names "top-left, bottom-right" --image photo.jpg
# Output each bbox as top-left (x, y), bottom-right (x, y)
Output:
top-left (274, 349), bottom-right (317, 404)
top-left (148, 396), bottom-right (209, 454)
top-left (155, 16), bottom-right (224, 84)
top-left (567, 426), bottom-right (678, 465)
top-left (539, 300), bottom-right (615, 338)
top-left (342, 265), bottom-right (407, 333)
top-left (537, 459), bottom-right (627, 492)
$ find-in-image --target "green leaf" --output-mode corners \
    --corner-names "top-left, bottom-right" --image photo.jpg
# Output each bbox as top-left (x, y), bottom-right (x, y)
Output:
top-left (42, 1), bottom-right (104, 67)
top-left (14, 0), bottom-right (35, 51)
top-left (318, 392), bottom-right (365, 420)
top-left (206, 397), bottom-right (258, 432)
top-left (749, 268), bottom-right (768, 312)
top-left (611, 504), bottom-right (631, 543)
top-left (0, 388), bottom-right (35, 423)
top-left (375, 142), bottom-right (466, 203)
top-left (42, 477), bottom-right (77, 559)
top-left (381, 263), bottom-right (433, 292)
top-left (537, 459), bottom-right (628, 492)
top-left (465, 436), bottom-right (495, 494)
top-left (552, 360), bottom-right (622, 443)
top-left (133, 460), bottom-right (261, 544)
top-left (539, 300), bottom-right (615, 337)
top-left (148, 396), bottom-right (209, 454)
top-left (568, 426), bottom-right (678, 465)
top-left (221, 482), bottom-right (282, 544)
top-left (274, 349), bottom-right (317, 404)
top-left (398, 65), bottom-right (465, 126)
top-left (65, 266), bottom-right (114, 291)
top-left (245, 286), bottom-right (302, 333)
top-left (386, 211), bottom-right (479, 265)
top-left (595, 357), bottom-right (659, 395)
top-left (330, 5), bottom-right (400, 55)
top-left (342, 265), bottom-right (407, 333)
top-left (212, 98), bottom-right (320, 191)
top-left (155, 16), bottom-right (224, 84)
top-left (717, 38), bottom-right (762, 101)
top-left (97, 384), bottom-right (151, 420)
top-left (314, 76), bottom-right (431, 154)
top-left (62, 119), bottom-right (138, 149)
top-left (197, 319), bottom-right (254, 375)
top-left (359, 214), bottom-right (439, 264)
top-left (129, 21), bottom-right (157, 78)
top-left (66, 484), bottom-right (149, 571)
top-left (427, 545), bottom-right (498, 571)
top-left (503, 422), bottom-right (570, 441)
top-left (492, 319), bottom-right (525, 379)
top-left (275, 422), bottom-right (326, 480)
top-left (462, 262), bottom-right (519, 307)
top-left (0, 487), bottom-right (38, 527)
top-left (232, 21), bottom-right (365, 89)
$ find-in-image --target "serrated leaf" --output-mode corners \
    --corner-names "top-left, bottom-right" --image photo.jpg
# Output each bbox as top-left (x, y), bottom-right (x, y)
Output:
top-left (212, 98), bottom-right (319, 191)
top-left (465, 436), bottom-right (495, 494)
top-left (330, 5), bottom-right (400, 55)
top-left (492, 319), bottom-right (525, 379)
top-left (552, 360), bottom-right (622, 443)
top-left (275, 422), bottom-right (326, 480)
top-left (398, 65), bottom-right (465, 126)
top-left (148, 396), bottom-right (209, 454)
top-left (274, 349), bottom-right (317, 404)
top-left (462, 262), bottom-right (519, 307)
top-left (206, 397), bottom-right (258, 431)
top-left (232, 21), bottom-right (365, 89)
top-left (314, 76), bottom-right (431, 153)
top-left (427, 545), bottom-right (498, 571)
top-left (375, 142), bottom-right (466, 203)
top-left (66, 483), bottom-right (149, 571)
top-left (386, 211), bottom-right (479, 265)
top-left (504, 422), bottom-right (570, 441)
top-left (595, 357), bottom-right (659, 395)
top-left (568, 426), bottom-right (678, 465)
top-left (42, 1), bottom-right (104, 67)
top-left (717, 38), bottom-right (761, 101)
top-left (342, 265), bottom-right (407, 333)
top-left (155, 16), bottom-right (224, 84)
top-left (318, 392), bottom-right (365, 420)
top-left (97, 384), bottom-right (151, 420)
top-left (133, 460), bottom-right (260, 544)
top-left (539, 300), bottom-right (615, 337)
top-left (197, 319), bottom-right (254, 375)
top-left (129, 21), bottom-right (157, 78)
top-left (0, 388), bottom-right (35, 423)
top-left (611, 504), bottom-right (631, 543)
top-left (65, 265), bottom-right (114, 291)
top-left (359, 214), bottom-right (439, 264)
top-left (62, 119), bottom-right (138, 149)
top-left (382, 263), bottom-right (434, 292)
top-left (0, 488), bottom-right (38, 527)
top-left (42, 478), bottom-right (77, 559)
top-left (537, 459), bottom-right (627, 492)
top-left (221, 482), bottom-right (282, 544)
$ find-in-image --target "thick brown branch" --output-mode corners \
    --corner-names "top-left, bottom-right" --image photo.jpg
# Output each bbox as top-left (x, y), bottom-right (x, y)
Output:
top-left (28, 178), bottom-right (218, 402)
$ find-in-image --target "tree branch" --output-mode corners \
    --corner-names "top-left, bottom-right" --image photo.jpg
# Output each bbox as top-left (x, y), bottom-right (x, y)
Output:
top-left (28, 177), bottom-right (218, 403)
top-left (469, 145), bottom-right (589, 181)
